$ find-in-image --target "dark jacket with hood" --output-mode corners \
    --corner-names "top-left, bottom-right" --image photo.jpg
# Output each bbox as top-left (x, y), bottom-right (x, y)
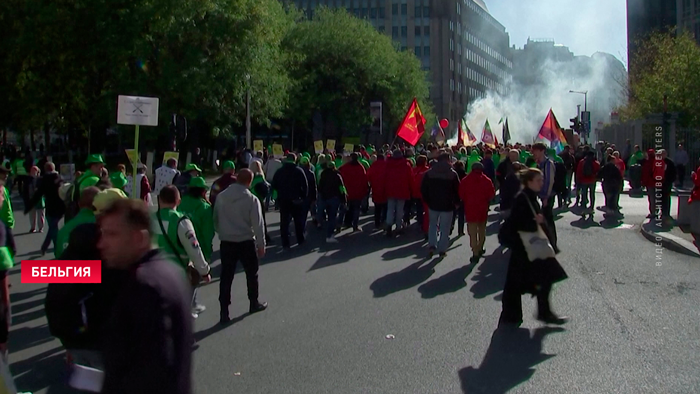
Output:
top-left (271, 162), bottom-right (308, 203)
top-left (27, 171), bottom-right (65, 218)
top-left (420, 161), bottom-right (460, 212)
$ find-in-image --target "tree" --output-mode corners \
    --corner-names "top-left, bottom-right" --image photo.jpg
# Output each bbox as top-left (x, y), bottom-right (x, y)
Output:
top-left (283, 7), bottom-right (432, 142)
top-left (620, 30), bottom-right (700, 127)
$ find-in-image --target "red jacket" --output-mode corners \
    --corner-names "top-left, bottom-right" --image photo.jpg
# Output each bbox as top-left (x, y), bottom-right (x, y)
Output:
top-left (641, 149), bottom-right (656, 188)
top-left (459, 170), bottom-right (495, 223)
top-left (411, 165), bottom-right (429, 200)
top-left (614, 157), bottom-right (626, 177)
top-left (368, 160), bottom-right (388, 204)
top-left (339, 161), bottom-right (369, 201)
top-left (576, 158), bottom-right (601, 184)
top-left (384, 157), bottom-right (413, 200)
top-left (690, 165), bottom-right (700, 204)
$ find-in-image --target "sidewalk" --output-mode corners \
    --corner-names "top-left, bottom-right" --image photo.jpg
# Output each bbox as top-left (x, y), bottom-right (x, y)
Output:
top-left (639, 218), bottom-right (700, 259)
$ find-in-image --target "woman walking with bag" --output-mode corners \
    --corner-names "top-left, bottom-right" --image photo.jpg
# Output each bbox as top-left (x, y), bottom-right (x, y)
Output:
top-left (499, 168), bottom-right (568, 327)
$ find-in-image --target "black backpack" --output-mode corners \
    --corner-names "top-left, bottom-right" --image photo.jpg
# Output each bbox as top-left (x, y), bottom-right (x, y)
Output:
top-left (554, 161), bottom-right (567, 193)
top-left (254, 180), bottom-right (271, 199)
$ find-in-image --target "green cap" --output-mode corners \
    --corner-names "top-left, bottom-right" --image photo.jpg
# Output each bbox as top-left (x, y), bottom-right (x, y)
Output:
top-left (302, 152), bottom-right (311, 158)
top-left (185, 163), bottom-right (202, 173)
top-left (223, 161), bottom-right (235, 170)
top-left (188, 176), bottom-right (209, 189)
top-left (299, 156), bottom-right (309, 165)
top-left (85, 154), bottom-right (105, 165)
top-left (109, 172), bottom-right (128, 189)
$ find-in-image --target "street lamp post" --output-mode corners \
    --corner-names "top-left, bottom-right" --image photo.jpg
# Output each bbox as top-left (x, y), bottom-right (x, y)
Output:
top-left (569, 90), bottom-right (589, 143)
top-left (245, 74), bottom-right (251, 150)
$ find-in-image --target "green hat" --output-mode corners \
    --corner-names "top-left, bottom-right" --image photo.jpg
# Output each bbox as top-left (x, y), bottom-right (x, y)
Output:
top-left (185, 163), bottom-right (202, 173)
top-left (222, 161), bottom-right (235, 170)
top-left (299, 156), bottom-right (310, 165)
top-left (302, 152), bottom-right (311, 158)
top-left (188, 176), bottom-right (208, 189)
top-left (85, 154), bottom-right (105, 165)
top-left (110, 172), bottom-right (128, 189)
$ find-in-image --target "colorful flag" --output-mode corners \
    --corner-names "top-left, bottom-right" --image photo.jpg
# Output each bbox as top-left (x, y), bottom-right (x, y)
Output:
top-left (537, 109), bottom-right (567, 145)
top-left (502, 118), bottom-right (511, 144)
top-left (396, 98), bottom-right (427, 146)
top-left (481, 119), bottom-right (496, 148)
top-left (498, 117), bottom-right (505, 125)
top-left (458, 118), bottom-right (477, 146)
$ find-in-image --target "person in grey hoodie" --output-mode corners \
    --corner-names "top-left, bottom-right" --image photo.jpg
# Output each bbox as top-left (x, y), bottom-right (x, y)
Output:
top-left (213, 169), bottom-right (268, 324)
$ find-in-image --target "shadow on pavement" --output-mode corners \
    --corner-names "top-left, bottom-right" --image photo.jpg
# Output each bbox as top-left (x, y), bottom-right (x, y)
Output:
top-left (10, 346), bottom-right (81, 394)
top-left (9, 324), bottom-right (54, 353)
top-left (12, 308), bottom-right (46, 325)
top-left (417, 261), bottom-right (478, 299)
top-left (12, 297), bottom-right (45, 315)
top-left (10, 287), bottom-right (46, 304)
top-left (194, 312), bottom-right (249, 344)
top-left (458, 326), bottom-right (565, 394)
top-left (570, 216), bottom-right (600, 229)
top-left (469, 247), bottom-right (509, 300)
top-left (370, 257), bottom-right (443, 298)
top-left (485, 221), bottom-right (500, 236)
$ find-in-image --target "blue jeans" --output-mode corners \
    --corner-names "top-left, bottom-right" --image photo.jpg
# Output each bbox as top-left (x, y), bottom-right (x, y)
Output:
top-left (428, 210), bottom-right (453, 253)
top-left (386, 199), bottom-right (406, 229)
top-left (42, 215), bottom-right (61, 253)
top-left (323, 197), bottom-right (341, 238)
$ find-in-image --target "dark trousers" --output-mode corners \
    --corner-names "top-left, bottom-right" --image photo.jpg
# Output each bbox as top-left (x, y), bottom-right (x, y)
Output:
top-left (451, 204), bottom-right (465, 234)
top-left (501, 278), bottom-right (552, 322)
top-left (677, 164), bottom-right (686, 187)
top-left (4, 224), bottom-right (15, 257)
top-left (541, 196), bottom-right (557, 247)
top-left (661, 188), bottom-right (672, 218)
top-left (279, 200), bottom-right (306, 248)
top-left (647, 187), bottom-right (656, 216)
top-left (42, 215), bottom-right (62, 253)
top-left (374, 203), bottom-right (388, 227)
top-left (342, 200), bottom-right (362, 229)
top-left (218, 240), bottom-right (259, 311)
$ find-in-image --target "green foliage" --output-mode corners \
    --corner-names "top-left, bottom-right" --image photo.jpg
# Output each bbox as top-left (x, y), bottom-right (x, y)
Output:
top-left (621, 30), bottom-right (700, 127)
top-left (283, 7), bottom-right (432, 136)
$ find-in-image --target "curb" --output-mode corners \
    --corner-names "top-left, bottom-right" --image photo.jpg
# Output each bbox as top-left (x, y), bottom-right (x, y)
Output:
top-left (639, 222), bottom-right (700, 258)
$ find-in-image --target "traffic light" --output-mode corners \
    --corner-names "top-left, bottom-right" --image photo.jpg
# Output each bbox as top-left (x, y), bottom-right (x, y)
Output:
top-left (570, 117), bottom-right (581, 134)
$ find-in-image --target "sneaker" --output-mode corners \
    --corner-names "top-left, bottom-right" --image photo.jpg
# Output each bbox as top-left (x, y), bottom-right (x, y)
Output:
top-left (249, 301), bottom-right (268, 314)
top-left (193, 304), bottom-right (207, 314)
top-left (192, 312), bottom-right (199, 319)
top-left (326, 237), bottom-right (339, 243)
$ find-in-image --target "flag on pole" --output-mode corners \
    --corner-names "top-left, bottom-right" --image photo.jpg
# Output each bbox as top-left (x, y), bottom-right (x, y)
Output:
top-left (396, 98), bottom-right (427, 146)
top-left (537, 109), bottom-right (567, 153)
top-left (502, 118), bottom-right (511, 144)
top-left (458, 117), bottom-right (477, 146)
top-left (481, 119), bottom-right (496, 148)
top-left (498, 117), bottom-right (505, 125)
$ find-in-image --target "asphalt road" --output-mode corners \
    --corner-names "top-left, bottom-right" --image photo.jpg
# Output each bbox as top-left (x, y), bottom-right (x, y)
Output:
top-left (5, 185), bottom-right (700, 394)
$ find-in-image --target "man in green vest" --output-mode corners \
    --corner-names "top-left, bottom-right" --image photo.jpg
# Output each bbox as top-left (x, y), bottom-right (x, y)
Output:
top-left (76, 154), bottom-right (106, 194)
top-left (0, 168), bottom-right (15, 257)
top-left (153, 185), bottom-right (211, 318)
top-left (178, 177), bottom-right (214, 262)
top-left (55, 186), bottom-right (102, 258)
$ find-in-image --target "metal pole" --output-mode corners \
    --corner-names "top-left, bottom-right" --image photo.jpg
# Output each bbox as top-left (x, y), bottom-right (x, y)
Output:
top-left (577, 104), bottom-right (581, 119)
top-left (245, 87), bottom-right (251, 150)
top-left (584, 92), bottom-right (588, 112)
top-left (132, 125), bottom-right (140, 199)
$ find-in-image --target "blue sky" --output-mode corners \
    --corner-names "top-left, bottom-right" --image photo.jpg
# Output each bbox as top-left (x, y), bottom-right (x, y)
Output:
top-left (486, 0), bottom-right (628, 66)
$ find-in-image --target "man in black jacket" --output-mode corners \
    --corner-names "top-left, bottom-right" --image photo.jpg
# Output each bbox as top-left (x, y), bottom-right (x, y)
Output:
top-left (420, 153), bottom-right (460, 257)
top-left (271, 153), bottom-right (309, 248)
top-left (26, 162), bottom-right (65, 255)
top-left (98, 199), bottom-right (193, 394)
top-left (496, 150), bottom-right (519, 186)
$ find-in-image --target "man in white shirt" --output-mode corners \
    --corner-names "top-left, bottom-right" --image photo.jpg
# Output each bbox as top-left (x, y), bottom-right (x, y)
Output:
top-left (154, 158), bottom-right (180, 196)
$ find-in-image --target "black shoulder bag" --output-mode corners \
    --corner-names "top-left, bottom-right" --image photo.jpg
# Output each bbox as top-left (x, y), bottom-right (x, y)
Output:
top-left (156, 208), bottom-right (201, 287)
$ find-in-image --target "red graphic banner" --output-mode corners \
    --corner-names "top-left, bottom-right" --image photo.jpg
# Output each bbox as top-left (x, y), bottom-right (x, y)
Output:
top-left (21, 260), bottom-right (102, 284)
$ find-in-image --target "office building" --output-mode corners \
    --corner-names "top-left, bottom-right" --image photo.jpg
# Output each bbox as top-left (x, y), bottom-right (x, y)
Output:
top-left (677, 0), bottom-right (700, 44)
top-left (289, 0), bottom-right (513, 124)
top-left (627, 0), bottom-right (677, 71)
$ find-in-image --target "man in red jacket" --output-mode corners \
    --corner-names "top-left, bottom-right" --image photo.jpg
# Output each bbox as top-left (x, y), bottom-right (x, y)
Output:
top-left (640, 149), bottom-right (657, 218)
top-left (459, 162), bottom-right (495, 262)
top-left (576, 151), bottom-right (600, 213)
top-left (339, 153), bottom-right (369, 231)
top-left (383, 150), bottom-right (413, 236)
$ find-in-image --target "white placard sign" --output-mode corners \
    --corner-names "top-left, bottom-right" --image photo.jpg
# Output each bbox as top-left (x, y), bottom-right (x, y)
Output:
top-left (117, 95), bottom-right (160, 126)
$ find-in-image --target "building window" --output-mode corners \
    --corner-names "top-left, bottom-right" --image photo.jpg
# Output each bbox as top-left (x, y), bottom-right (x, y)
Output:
top-left (378, 25), bottom-right (385, 32)
top-left (450, 59), bottom-right (454, 70)
top-left (450, 79), bottom-right (455, 91)
top-left (457, 22), bottom-right (461, 35)
top-left (370, 7), bottom-right (377, 18)
top-left (424, 26), bottom-right (430, 36)
top-left (457, 2), bottom-right (461, 15)
top-left (401, 4), bottom-right (407, 15)
top-left (424, 46), bottom-right (430, 56)
top-left (458, 82), bottom-right (462, 93)
top-left (450, 21), bottom-right (454, 31)
top-left (392, 26), bottom-right (398, 39)
top-left (423, 6), bottom-right (430, 17)
top-left (457, 45), bottom-right (461, 55)
top-left (415, 26), bottom-right (421, 36)
top-left (458, 63), bottom-right (461, 74)
top-left (450, 39), bottom-right (454, 51)
top-left (415, 5), bottom-right (422, 17)
top-left (401, 26), bottom-right (407, 37)
top-left (392, 4), bottom-right (398, 15)
top-left (415, 47), bottom-right (422, 57)
top-left (401, 46), bottom-right (406, 51)
top-left (379, 7), bottom-right (385, 18)
top-left (361, 7), bottom-right (368, 18)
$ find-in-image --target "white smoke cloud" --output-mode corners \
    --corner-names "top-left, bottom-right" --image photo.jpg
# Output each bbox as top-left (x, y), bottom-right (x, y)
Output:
top-left (447, 53), bottom-right (626, 146)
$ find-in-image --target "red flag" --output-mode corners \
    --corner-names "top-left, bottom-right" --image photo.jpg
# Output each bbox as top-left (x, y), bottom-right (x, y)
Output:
top-left (396, 98), bottom-right (427, 146)
top-left (537, 109), bottom-right (565, 143)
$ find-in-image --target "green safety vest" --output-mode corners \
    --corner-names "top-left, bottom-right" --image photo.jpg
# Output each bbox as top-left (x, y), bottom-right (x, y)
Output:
top-left (152, 208), bottom-right (188, 268)
top-left (177, 195), bottom-right (214, 262)
top-left (13, 159), bottom-right (27, 176)
top-left (0, 187), bottom-right (14, 230)
top-left (55, 208), bottom-right (95, 258)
